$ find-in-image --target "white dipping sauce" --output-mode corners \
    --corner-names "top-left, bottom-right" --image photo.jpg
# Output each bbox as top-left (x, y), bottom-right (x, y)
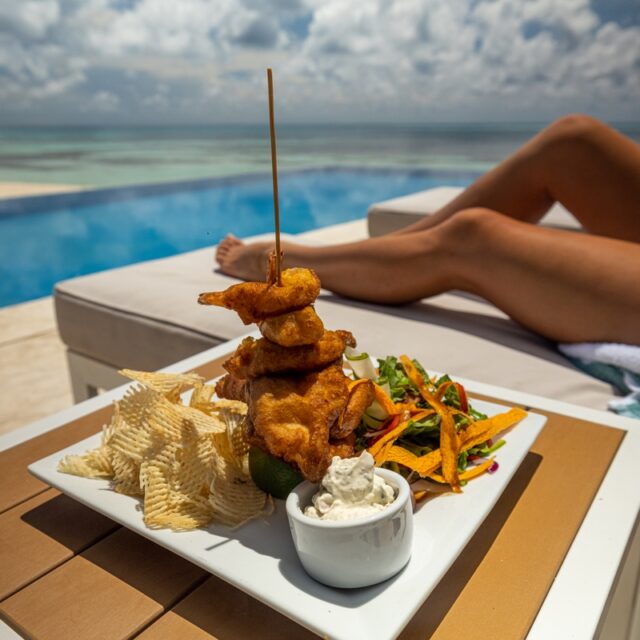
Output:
top-left (304, 451), bottom-right (396, 520)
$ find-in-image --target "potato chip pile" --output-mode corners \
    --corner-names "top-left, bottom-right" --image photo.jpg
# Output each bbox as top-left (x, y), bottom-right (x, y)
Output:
top-left (58, 369), bottom-right (271, 529)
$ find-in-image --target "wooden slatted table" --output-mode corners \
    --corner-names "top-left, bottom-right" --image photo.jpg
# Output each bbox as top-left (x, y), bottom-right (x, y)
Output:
top-left (1, 336), bottom-right (639, 640)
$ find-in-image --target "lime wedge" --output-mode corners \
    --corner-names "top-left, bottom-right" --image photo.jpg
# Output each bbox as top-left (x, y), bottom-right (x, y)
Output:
top-left (248, 446), bottom-right (304, 500)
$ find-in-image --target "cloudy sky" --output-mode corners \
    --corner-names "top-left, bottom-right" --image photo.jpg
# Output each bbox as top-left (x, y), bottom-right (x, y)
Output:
top-left (1, 0), bottom-right (639, 125)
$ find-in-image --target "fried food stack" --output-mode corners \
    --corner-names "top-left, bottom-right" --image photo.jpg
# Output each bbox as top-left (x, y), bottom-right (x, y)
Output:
top-left (198, 257), bottom-right (374, 482)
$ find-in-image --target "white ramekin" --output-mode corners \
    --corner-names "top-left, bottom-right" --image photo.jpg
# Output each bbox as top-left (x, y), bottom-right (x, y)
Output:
top-left (285, 468), bottom-right (413, 588)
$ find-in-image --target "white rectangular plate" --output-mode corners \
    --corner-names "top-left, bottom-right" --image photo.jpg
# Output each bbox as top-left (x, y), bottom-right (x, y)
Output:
top-left (29, 398), bottom-right (545, 640)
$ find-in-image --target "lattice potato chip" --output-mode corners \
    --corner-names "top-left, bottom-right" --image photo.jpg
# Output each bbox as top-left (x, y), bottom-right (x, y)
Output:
top-left (57, 369), bottom-right (269, 530)
top-left (209, 454), bottom-right (272, 527)
top-left (189, 383), bottom-right (217, 414)
top-left (57, 447), bottom-right (112, 478)
top-left (120, 369), bottom-right (205, 402)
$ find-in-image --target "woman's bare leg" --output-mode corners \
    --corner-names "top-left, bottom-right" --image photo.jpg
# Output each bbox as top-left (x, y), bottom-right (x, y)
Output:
top-left (218, 208), bottom-right (640, 344)
top-left (445, 210), bottom-right (640, 344)
top-left (214, 115), bottom-right (640, 343)
top-left (216, 115), bottom-right (640, 277)
top-left (394, 114), bottom-right (640, 240)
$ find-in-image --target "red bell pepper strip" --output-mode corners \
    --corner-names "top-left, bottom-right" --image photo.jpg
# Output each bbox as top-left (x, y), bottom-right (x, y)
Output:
top-left (370, 414), bottom-right (401, 447)
top-left (454, 382), bottom-right (468, 412)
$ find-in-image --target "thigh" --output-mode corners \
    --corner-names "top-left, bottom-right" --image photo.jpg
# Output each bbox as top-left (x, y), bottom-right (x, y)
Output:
top-left (539, 116), bottom-right (640, 242)
top-left (451, 208), bottom-right (640, 344)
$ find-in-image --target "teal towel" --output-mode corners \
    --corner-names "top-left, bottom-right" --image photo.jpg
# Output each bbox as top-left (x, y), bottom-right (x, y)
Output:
top-left (559, 343), bottom-right (640, 419)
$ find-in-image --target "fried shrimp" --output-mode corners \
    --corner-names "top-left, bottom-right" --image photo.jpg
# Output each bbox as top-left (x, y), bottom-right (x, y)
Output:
top-left (224, 330), bottom-right (356, 379)
top-left (198, 268), bottom-right (321, 325)
top-left (330, 379), bottom-right (375, 439)
top-left (259, 306), bottom-right (325, 346)
top-left (245, 363), bottom-right (350, 482)
top-left (215, 374), bottom-right (246, 402)
top-left (199, 253), bottom-right (374, 483)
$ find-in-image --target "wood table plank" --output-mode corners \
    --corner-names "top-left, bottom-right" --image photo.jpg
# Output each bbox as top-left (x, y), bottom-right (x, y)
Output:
top-left (398, 405), bottom-right (624, 640)
top-left (0, 489), bottom-right (118, 601)
top-left (0, 528), bottom-right (207, 640)
top-left (192, 358), bottom-right (226, 384)
top-left (0, 406), bottom-right (112, 515)
top-left (137, 576), bottom-right (317, 640)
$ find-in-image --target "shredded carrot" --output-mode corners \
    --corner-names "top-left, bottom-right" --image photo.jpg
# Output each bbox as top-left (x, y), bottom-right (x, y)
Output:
top-left (395, 402), bottom-right (422, 414)
top-left (362, 359), bottom-right (527, 493)
top-left (382, 445), bottom-right (442, 477)
top-left (369, 414), bottom-right (401, 447)
top-left (370, 418), bottom-right (409, 459)
top-left (398, 356), bottom-right (441, 407)
top-left (369, 409), bottom-right (435, 460)
top-left (429, 458), bottom-right (495, 483)
top-left (461, 457), bottom-right (495, 480)
top-left (439, 411), bottom-right (461, 492)
top-left (435, 380), bottom-right (454, 402)
top-left (347, 378), bottom-right (371, 392)
top-left (369, 407), bottom-right (527, 479)
top-left (399, 355), bottom-right (461, 492)
top-left (372, 382), bottom-right (400, 415)
top-left (461, 408), bottom-right (528, 450)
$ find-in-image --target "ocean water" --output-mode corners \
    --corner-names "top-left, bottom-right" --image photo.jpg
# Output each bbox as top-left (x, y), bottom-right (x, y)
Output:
top-left (3, 122), bottom-right (638, 188)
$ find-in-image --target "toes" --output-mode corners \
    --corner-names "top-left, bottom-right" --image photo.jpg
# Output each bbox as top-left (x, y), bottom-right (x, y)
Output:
top-left (225, 234), bottom-right (242, 248)
top-left (216, 235), bottom-right (238, 262)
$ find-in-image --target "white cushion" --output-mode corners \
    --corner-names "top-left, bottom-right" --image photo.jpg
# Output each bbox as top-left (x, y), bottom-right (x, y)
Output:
top-left (368, 186), bottom-right (581, 236)
top-left (55, 221), bottom-right (613, 410)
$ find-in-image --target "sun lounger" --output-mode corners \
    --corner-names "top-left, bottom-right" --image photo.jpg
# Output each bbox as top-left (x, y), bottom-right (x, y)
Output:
top-left (54, 208), bottom-right (610, 411)
top-left (367, 186), bottom-right (581, 236)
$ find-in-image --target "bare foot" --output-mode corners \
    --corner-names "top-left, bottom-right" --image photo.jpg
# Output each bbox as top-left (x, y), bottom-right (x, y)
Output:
top-left (215, 235), bottom-right (271, 280)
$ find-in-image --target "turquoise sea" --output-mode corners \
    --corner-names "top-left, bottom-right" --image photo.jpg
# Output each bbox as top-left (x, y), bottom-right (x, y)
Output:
top-left (3, 123), bottom-right (638, 188)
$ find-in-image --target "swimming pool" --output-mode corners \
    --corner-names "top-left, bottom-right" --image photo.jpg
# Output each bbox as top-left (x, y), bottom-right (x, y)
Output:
top-left (0, 168), bottom-right (477, 307)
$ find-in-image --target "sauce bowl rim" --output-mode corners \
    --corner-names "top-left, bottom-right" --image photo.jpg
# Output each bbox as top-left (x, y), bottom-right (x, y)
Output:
top-left (285, 467), bottom-right (411, 529)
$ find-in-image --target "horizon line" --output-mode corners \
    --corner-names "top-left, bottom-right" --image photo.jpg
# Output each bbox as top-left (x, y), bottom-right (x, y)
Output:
top-left (3, 119), bottom-right (640, 129)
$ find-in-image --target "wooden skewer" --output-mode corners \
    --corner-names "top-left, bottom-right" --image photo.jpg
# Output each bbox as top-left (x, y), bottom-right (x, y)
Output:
top-left (267, 68), bottom-right (282, 286)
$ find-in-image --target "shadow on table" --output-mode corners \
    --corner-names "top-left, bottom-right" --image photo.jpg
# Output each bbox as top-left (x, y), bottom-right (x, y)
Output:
top-left (161, 573), bottom-right (321, 639)
top-left (20, 493), bottom-right (118, 551)
top-left (397, 451), bottom-right (542, 639)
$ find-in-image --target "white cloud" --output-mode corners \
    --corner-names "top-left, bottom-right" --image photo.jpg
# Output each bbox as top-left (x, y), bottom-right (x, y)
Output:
top-left (90, 89), bottom-right (120, 111)
top-left (142, 84), bottom-right (169, 109)
top-left (0, 0), bottom-right (60, 39)
top-left (82, 0), bottom-right (290, 58)
top-left (284, 0), bottom-right (640, 120)
top-left (0, 0), bottom-right (638, 122)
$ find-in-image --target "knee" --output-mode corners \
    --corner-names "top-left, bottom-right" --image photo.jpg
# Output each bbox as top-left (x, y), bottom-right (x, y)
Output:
top-left (450, 207), bottom-right (503, 230)
top-left (541, 113), bottom-right (605, 148)
top-left (440, 207), bottom-right (505, 242)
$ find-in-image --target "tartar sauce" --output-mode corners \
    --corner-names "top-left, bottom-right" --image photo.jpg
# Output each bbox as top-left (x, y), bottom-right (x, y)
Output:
top-left (304, 451), bottom-right (396, 520)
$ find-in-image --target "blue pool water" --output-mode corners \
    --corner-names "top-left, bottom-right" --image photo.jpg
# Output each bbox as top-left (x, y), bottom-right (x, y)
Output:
top-left (0, 168), bottom-right (477, 307)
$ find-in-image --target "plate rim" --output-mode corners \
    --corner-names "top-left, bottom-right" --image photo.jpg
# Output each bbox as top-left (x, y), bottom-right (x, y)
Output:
top-left (28, 395), bottom-right (546, 640)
